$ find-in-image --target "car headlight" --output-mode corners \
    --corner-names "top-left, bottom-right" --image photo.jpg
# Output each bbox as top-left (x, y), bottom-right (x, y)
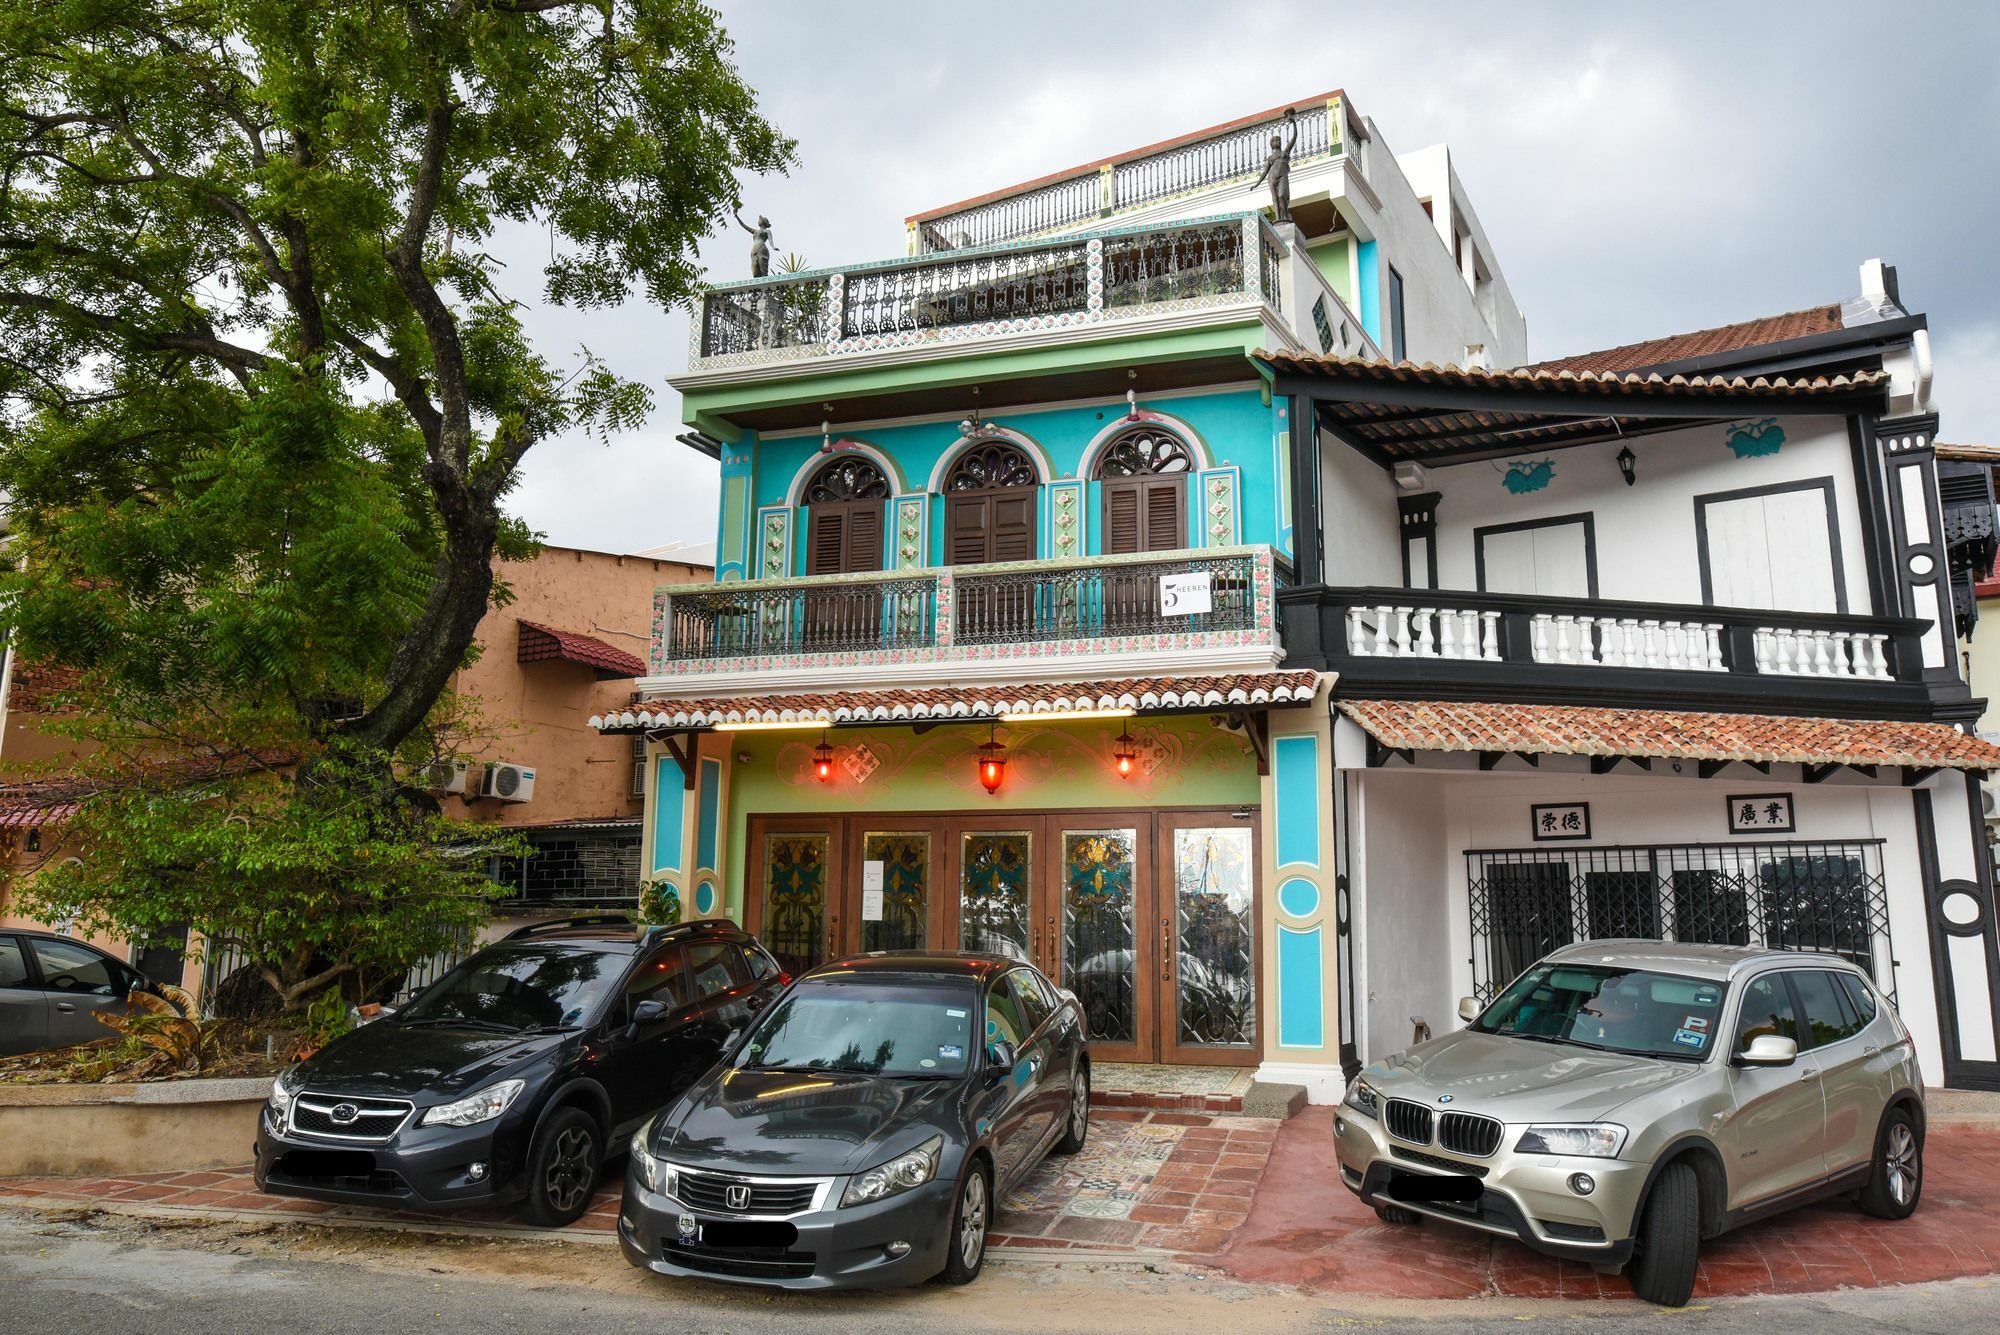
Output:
top-left (1515, 1124), bottom-right (1627, 1158)
top-left (1341, 1078), bottom-right (1381, 1118)
top-left (265, 1064), bottom-right (305, 1127)
top-left (840, 1135), bottom-right (943, 1208)
top-left (420, 1079), bottom-right (525, 1128)
top-left (629, 1120), bottom-right (677, 1197)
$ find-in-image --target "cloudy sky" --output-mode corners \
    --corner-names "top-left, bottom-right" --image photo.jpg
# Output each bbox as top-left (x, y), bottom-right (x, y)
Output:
top-left (501, 0), bottom-right (2000, 555)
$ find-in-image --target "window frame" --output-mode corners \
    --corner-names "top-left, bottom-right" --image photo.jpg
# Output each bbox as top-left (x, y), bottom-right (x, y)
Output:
top-left (1784, 967), bottom-right (1868, 1051)
top-left (1732, 969), bottom-right (1804, 1056)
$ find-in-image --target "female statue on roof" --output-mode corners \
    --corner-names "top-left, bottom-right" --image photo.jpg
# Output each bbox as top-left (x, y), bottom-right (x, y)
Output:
top-left (1257, 107), bottom-right (1301, 225)
top-left (732, 200), bottom-right (773, 278)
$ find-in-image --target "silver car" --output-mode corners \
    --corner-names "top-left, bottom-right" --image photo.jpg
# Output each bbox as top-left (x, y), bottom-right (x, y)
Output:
top-left (1334, 941), bottom-right (1924, 1307)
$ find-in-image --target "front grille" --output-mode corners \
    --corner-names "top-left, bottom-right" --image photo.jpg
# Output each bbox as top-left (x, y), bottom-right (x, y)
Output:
top-left (290, 1094), bottom-right (414, 1143)
top-left (660, 1243), bottom-right (815, 1280)
top-left (1390, 1145), bottom-right (1489, 1178)
top-left (1384, 1098), bottom-right (1435, 1146)
top-left (1437, 1111), bottom-right (1504, 1158)
top-left (676, 1168), bottom-right (822, 1217)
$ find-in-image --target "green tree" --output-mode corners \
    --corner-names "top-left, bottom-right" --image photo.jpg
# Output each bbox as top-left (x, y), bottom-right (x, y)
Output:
top-left (0, 0), bottom-right (792, 1009)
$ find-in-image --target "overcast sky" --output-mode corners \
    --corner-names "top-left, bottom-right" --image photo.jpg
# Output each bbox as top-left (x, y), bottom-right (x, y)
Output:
top-left (501, 0), bottom-right (2000, 556)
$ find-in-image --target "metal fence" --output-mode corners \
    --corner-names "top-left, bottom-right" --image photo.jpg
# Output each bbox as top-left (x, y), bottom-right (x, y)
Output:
top-left (196, 936), bottom-right (472, 1016)
top-left (1465, 840), bottom-right (1895, 1003)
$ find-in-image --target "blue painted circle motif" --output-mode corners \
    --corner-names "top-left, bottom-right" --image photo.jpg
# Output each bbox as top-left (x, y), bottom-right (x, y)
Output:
top-left (1277, 877), bottom-right (1319, 919)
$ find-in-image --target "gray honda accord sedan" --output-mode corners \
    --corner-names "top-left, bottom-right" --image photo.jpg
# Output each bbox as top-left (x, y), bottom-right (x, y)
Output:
top-left (619, 952), bottom-right (1090, 1289)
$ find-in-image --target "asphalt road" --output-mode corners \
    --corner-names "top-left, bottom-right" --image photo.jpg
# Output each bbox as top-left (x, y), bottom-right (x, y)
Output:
top-left (2, 1209), bottom-right (1996, 1335)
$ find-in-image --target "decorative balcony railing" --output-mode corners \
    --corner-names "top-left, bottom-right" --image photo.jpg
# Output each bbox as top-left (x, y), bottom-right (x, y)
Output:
top-left (692, 214), bottom-right (1283, 371)
top-left (652, 547), bottom-right (1281, 680)
top-left (913, 101), bottom-right (1341, 252)
top-left (1280, 585), bottom-right (1935, 712)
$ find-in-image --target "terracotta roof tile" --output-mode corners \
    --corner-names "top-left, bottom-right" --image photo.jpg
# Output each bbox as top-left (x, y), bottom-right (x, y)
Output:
top-left (1337, 699), bottom-right (2000, 771)
top-left (1527, 305), bottom-right (1847, 376)
top-left (1256, 349), bottom-right (1881, 397)
top-left (591, 672), bottom-right (1322, 731)
top-left (517, 620), bottom-right (646, 680)
top-left (1937, 442), bottom-right (2000, 464)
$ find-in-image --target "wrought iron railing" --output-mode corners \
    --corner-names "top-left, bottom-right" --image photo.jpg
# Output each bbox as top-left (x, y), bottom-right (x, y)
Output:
top-left (1466, 841), bottom-right (1895, 1003)
top-left (691, 213), bottom-right (1282, 366)
top-left (654, 547), bottom-right (1279, 671)
top-left (914, 101), bottom-right (1339, 252)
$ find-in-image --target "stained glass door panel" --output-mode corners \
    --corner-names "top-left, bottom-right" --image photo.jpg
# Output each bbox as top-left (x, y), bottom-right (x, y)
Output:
top-left (762, 833), bottom-right (829, 975)
top-left (960, 831), bottom-right (1032, 961)
top-left (1168, 826), bottom-right (1256, 1054)
top-left (1062, 829), bottom-right (1140, 1048)
top-left (861, 832), bottom-right (930, 953)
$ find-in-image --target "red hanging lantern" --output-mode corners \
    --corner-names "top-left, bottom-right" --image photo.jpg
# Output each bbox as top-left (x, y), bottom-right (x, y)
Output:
top-left (813, 732), bottom-right (835, 784)
top-left (1112, 728), bottom-right (1138, 779)
top-left (975, 726), bottom-right (1008, 795)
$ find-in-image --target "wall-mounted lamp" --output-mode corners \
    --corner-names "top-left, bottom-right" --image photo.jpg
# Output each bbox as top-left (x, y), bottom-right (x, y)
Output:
top-left (812, 732), bottom-right (835, 784)
top-left (1112, 729), bottom-right (1138, 779)
top-left (1616, 444), bottom-right (1637, 487)
top-left (976, 724), bottom-right (1008, 795)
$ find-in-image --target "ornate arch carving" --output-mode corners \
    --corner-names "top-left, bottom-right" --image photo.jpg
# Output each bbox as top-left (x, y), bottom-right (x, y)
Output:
top-left (943, 440), bottom-right (1038, 492)
top-left (1092, 425), bottom-right (1198, 478)
top-left (803, 455), bottom-right (890, 503)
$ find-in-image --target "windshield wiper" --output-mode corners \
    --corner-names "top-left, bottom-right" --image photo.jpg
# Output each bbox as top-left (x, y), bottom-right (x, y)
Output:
top-left (399, 1017), bottom-right (520, 1033)
top-left (1558, 1036), bottom-right (1700, 1063)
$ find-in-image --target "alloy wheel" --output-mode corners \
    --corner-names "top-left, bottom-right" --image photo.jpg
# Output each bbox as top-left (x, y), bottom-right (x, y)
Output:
top-left (545, 1126), bottom-right (595, 1213)
top-left (1885, 1122), bottom-right (1919, 1206)
top-left (959, 1171), bottom-right (988, 1270)
top-left (1071, 1076), bottom-right (1089, 1139)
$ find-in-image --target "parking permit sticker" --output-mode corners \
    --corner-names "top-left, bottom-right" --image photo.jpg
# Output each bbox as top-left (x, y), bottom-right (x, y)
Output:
top-left (920, 1058), bottom-right (937, 1069)
top-left (946, 1009), bottom-right (967, 1018)
top-left (938, 1044), bottom-right (964, 1061)
top-left (1672, 1028), bottom-right (1707, 1048)
top-left (1682, 1015), bottom-right (1710, 1031)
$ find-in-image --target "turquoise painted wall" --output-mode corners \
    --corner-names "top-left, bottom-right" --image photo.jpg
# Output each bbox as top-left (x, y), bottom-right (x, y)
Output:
top-left (746, 387), bottom-right (1283, 569)
top-left (1356, 240), bottom-right (1381, 347)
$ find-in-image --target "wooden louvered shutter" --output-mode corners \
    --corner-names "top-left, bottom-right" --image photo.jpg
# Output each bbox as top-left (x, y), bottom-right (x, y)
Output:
top-left (844, 504), bottom-right (882, 572)
top-left (1103, 481), bottom-right (1142, 555)
top-left (806, 506), bottom-right (845, 576)
top-left (990, 492), bottom-right (1035, 562)
top-left (807, 502), bottom-right (884, 575)
top-left (1102, 478), bottom-right (1184, 554)
top-left (947, 495), bottom-right (992, 565)
top-left (1142, 478), bottom-right (1185, 551)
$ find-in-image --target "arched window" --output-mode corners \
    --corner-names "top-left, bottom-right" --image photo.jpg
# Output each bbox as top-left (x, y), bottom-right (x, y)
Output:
top-left (1092, 427), bottom-right (1193, 554)
top-left (803, 455), bottom-right (888, 576)
top-left (942, 439), bottom-right (1037, 566)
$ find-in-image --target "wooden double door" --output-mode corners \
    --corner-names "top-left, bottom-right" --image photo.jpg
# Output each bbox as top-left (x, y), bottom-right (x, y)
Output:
top-left (745, 808), bottom-right (1260, 1066)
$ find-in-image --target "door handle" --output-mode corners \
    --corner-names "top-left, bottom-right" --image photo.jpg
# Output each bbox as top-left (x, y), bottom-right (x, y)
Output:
top-left (1160, 917), bottom-right (1172, 982)
top-left (1031, 924), bottom-right (1040, 958)
top-left (55, 1002), bottom-right (77, 1013)
top-left (1800, 1069), bottom-right (1820, 1083)
top-left (1863, 1045), bottom-right (1879, 1055)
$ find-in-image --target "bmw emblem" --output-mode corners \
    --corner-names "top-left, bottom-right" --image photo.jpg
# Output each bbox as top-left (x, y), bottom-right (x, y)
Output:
top-left (329, 1103), bottom-right (360, 1124)
top-left (676, 1213), bottom-right (697, 1241)
top-left (1436, 1094), bottom-right (1454, 1104)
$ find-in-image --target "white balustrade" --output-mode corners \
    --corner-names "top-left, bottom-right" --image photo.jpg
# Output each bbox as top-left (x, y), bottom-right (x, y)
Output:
top-left (1751, 626), bottom-right (1892, 680)
top-left (1527, 614), bottom-right (1726, 672)
top-left (1344, 604), bottom-right (1500, 661)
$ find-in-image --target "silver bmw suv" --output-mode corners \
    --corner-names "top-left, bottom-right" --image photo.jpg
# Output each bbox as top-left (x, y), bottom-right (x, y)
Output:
top-left (1334, 941), bottom-right (1924, 1307)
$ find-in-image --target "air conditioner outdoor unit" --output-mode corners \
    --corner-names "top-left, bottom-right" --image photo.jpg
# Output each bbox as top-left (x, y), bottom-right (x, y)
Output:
top-left (483, 762), bottom-right (537, 803)
top-left (418, 759), bottom-right (469, 795)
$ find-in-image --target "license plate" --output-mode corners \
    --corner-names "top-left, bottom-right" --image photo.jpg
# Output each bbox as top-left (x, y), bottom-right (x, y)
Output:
top-left (1387, 1172), bottom-right (1482, 1205)
top-left (675, 1215), bottom-right (798, 1250)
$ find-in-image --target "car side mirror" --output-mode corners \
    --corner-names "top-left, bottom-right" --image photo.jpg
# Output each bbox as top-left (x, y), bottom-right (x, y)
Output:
top-left (1457, 996), bottom-right (1481, 1024)
top-left (1735, 1034), bottom-right (1798, 1067)
top-left (627, 999), bottom-right (667, 1035)
top-left (984, 1040), bottom-right (1017, 1076)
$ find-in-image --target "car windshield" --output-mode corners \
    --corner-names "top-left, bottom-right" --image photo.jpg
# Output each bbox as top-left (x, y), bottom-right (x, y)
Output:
top-left (739, 981), bottom-right (978, 1078)
top-left (397, 946), bottom-right (621, 1031)
top-left (1471, 963), bottom-right (1727, 1061)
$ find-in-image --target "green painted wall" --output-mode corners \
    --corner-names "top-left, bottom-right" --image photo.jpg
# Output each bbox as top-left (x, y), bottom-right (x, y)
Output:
top-left (1307, 238), bottom-right (1354, 308)
top-left (719, 715), bottom-right (1260, 916)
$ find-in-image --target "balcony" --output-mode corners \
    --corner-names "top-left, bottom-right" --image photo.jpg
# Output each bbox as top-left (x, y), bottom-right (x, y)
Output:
top-left (689, 213), bottom-right (1285, 374)
top-left (649, 547), bottom-right (1282, 690)
top-left (1279, 586), bottom-right (1946, 717)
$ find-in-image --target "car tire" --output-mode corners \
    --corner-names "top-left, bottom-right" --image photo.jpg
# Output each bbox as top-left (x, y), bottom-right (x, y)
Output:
top-left (1627, 1160), bottom-right (1700, 1308)
top-left (521, 1107), bottom-right (602, 1228)
top-left (1054, 1065), bottom-right (1090, 1155)
top-left (1373, 1203), bottom-right (1422, 1226)
top-left (1857, 1106), bottom-right (1923, 1220)
top-left (937, 1160), bottom-right (992, 1286)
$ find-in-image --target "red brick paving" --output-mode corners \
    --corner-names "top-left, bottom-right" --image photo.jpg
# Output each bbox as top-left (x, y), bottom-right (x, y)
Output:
top-left (5, 1106), bottom-right (1998, 1300)
top-left (1212, 1106), bottom-right (2000, 1299)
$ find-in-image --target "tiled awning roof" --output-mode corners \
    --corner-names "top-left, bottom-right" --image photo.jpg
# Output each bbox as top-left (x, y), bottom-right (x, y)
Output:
top-left (0, 799), bottom-right (78, 829)
top-left (1527, 304), bottom-right (1847, 376)
top-left (590, 672), bottom-right (1322, 732)
top-left (517, 620), bottom-right (646, 680)
top-left (1937, 442), bottom-right (2000, 464)
top-left (1337, 699), bottom-right (2000, 772)
top-left (1259, 350), bottom-right (1884, 398)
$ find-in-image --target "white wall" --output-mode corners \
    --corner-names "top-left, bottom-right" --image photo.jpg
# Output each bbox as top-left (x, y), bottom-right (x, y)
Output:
top-left (1423, 417), bottom-right (1878, 613)
top-left (1320, 427), bottom-right (1403, 586)
top-left (1396, 144), bottom-right (1529, 366)
top-left (1356, 771), bottom-right (1455, 1059)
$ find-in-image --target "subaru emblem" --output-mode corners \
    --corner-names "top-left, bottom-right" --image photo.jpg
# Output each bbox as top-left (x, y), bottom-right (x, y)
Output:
top-left (329, 1103), bottom-right (360, 1124)
top-left (1436, 1094), bottom-right (1454, 1104)
top-left (726, 1184), bottom-right (751, 1211)
top-left (677, 1213), bottom-right (697, 1241)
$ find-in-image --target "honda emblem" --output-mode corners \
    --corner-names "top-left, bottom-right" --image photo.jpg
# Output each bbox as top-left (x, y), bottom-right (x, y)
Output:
top-left (725, 1184), bottom-right (751, 1211)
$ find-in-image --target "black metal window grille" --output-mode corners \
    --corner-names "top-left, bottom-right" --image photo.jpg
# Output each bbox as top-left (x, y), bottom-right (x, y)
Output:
top-left (491, 827), bottom-right (643, 908)
top-left (842, 242), bottom-right (1092, 339)
top-left (701, 278), bottom-right (829, 357)
top-left (1467, 841), bottom-right (1895, 1003)
top-left (1101, 222), bottom-right (1245, 310)
top-left (952, 552), bottom-right (1259, 647)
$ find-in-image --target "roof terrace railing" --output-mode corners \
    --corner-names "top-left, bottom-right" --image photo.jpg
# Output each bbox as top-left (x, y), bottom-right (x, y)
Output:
top-left (914, 100), bottom-right (1342, 253)
top-left (693, 213), bottom-right (1284, 371)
